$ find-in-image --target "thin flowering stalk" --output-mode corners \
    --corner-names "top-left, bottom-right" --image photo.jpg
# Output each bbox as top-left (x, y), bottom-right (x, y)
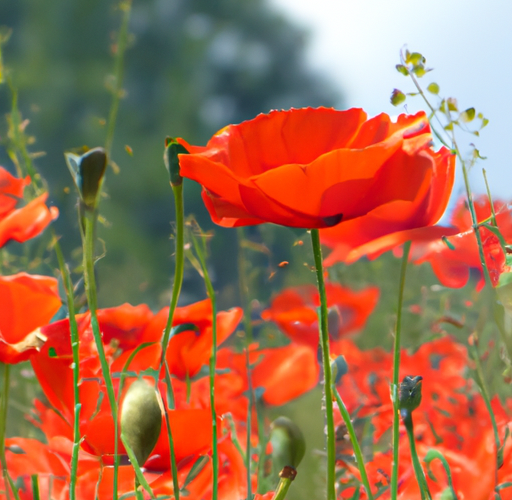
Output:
top-left (161, 143), bottom-right (186, 368)
top-left (309, 228), bottom-right (336, 500)
top-left (104, 0), bottom-right (132, 155)
top-left (390, 241), bottom-right (411, 499)
top-left (81, 210), bottom-right (120, 499)
top-left (468, 340), bottom-right (501, 482)
top-left (53, 238), bottom-right (81, 500)
top-left (332, 386), bottom-right (374, 500)
top-left (406, 67), bottom-right (492, 287)
top-left (190, 231), bottom-right (219, 500)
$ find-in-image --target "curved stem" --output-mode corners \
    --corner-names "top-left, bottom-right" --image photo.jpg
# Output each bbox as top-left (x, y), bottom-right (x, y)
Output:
top-left (403, 414), bottom-right (432, 500)
top-left (390, 241), bottom-right (411, 499)
top-left (332, 386), bottom-right (374, 500)
top-left (82, 211), bottom-right (119, 499)
top-left (309, 229), bottom-right (336, 500)
top-left (160, 183), bottom-right (185, 367)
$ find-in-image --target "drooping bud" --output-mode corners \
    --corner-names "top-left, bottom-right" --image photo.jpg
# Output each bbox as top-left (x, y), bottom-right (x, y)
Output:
top-left (331, 355), bottom-right (348, 385)
top-left (164, 137), bottom-right (189, 187)
top-left (270, 416), bottom-right (306, 473)
top-left (120, 379), bottom-right (163, 466)
top-left (65, 147), bottom-right (107, 210)
top-left (399, 375), bottom-right (423, 419)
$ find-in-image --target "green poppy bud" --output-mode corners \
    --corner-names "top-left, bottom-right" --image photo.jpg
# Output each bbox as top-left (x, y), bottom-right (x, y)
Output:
top-left (120, 379), bottom-right (162, 466)
top-left (270, 416), bottom-right (306, 473)
top-left (65, 147), bottom-right (107, 209)
top-left (164, 137), bottom-right (189, 187)
top-left (399, 375), bottom-right (423, 418)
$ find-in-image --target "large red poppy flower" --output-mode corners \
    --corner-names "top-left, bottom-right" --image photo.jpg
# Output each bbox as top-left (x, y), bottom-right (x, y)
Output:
top-left (0, 167), bottom-right (58, 248)
top-left (0, 273), bottom-right (62, 363)
top-left (261, 282), bottom-right (379, 354)
top-left (410, 195), bottom-right (512, 289)
top-left (176, 108), bottom-right (455, 229)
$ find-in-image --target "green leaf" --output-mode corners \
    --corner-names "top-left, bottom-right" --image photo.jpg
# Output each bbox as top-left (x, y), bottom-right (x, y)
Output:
top-left (395, 64), bottom-right (409, 76)
top-left (460, 107), bottom-right (475, 122)
top-left (481, 117), bottom-right (489, 129)
top-left (427, 82), bottom-right (439, 94)
top-left (390, 89), bottom-right (406, 106)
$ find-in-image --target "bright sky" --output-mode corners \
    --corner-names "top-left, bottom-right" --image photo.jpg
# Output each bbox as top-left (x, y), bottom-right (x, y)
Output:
top-left (270, 0), bottom-right (512, 200)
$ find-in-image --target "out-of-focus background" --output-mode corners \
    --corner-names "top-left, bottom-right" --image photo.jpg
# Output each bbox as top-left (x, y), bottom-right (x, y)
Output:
top-left (1, 0), bottom-right (510, 310)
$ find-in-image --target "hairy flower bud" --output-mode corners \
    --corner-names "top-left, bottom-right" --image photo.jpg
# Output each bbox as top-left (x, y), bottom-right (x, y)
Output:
top-left (120, 379), bottom-right (162, 466)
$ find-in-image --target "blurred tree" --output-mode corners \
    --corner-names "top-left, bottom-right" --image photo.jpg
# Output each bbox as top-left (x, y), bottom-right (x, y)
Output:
top-left (0, 0), bottom-right (342, 308)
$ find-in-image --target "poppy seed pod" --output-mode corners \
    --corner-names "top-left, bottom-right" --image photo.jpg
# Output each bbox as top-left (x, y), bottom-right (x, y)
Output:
top-left (120, 379), bottom-right (162, 466)
top-left (399, 375), bottom-right (423, 418)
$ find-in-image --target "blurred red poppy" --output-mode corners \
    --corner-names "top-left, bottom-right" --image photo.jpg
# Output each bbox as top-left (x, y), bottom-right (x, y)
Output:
top-left (176, 109), bottom-right (454, 229)
top-left (261, 282), bottom-right (379, 354)
top-left (409, 195), bottom-right (512, 289)
top-left (0, 167), bottom-right (58, 248)
top-left (0, 273), bottom-right (62, 363)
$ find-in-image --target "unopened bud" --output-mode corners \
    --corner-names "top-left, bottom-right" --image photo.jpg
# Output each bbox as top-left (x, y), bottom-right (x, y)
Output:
top-left (270, 416), bottom-right (306, 472)
top-left (120, 379), bottom-right (162, 466)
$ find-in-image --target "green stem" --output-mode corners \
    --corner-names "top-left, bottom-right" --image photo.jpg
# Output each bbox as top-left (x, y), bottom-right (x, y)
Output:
top-left (104, 0), bottom-right (132, 155)
top-left (271, 477), bottom-right (293, 500)
top-left (403, 414), bottom-right (432, 500)
top-left (53, 236), bottom-right (81, 500)
top-left (191, 234), bottom-right (219, 500)
top-left (160, 183), bottom-right (185, 367)
top-left (332, 386), bottom-right (374, 500)
top-left (468, 341), bottom-right (500, 483)
top-left (82, 212), bottom-right (119, 500)
top-left (390, 240), bottom-right (411, 499)
top-left (0, 364), bottom-right (20, 500)
top-left (163, 362), bottom-right (180, 500)
top-left (309, 229), bottom-right (336, 500)
top-left (237, 227), bottom-right (254, 500)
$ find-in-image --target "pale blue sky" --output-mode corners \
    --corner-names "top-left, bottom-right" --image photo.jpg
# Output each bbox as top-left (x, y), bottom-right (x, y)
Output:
top-left (270, 0), bottom-right (512, 200)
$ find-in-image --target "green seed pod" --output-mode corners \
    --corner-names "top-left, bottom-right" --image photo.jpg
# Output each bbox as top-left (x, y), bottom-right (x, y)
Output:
top-left (399, 375), bottom-right (423, 416)
top-left (120, 379), bottom-right (162, 466)
top-left (270, 416), bottom-right (306, 471)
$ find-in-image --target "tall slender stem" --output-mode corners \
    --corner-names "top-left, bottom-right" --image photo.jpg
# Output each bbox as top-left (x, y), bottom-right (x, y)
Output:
top-left (191, 234), bottom-right (219, 500)
top-left (0, 364), bottom-right (20, 500)
top-left (237, 227), bottom-right (254, 500)
top-left (309, 229), bottom-right (336, 500)
top-left (160, 183), bottom-right (185, 366)
top-left (332, 387), bottom-right (374, 500)
top-left (82, 211), bottom-right (119, 499)
top-left (53, 238), bottom-right (81, 500)
top-left (390, 241), bottom-right (411, 498)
